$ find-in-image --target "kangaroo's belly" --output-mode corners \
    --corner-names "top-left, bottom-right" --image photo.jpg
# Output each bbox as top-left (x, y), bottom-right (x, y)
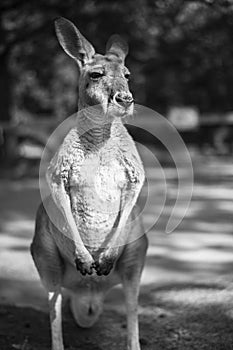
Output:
top-left (70, 186), bottom-right (121, 248)
top-left (69, 156), bottom-right (126, 249)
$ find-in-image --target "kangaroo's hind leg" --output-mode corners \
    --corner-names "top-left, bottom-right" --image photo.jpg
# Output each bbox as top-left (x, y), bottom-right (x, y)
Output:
top-left (118, 213), bottom-right (148, 350)
top-left (31, 203), bottom-right (64, 350)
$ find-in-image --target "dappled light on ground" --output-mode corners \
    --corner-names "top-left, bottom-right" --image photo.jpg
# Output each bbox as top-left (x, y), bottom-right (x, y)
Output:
top-left (0, 153), bottom-right (233, 348)
top-left (1, 283), bottom-right (233, 349)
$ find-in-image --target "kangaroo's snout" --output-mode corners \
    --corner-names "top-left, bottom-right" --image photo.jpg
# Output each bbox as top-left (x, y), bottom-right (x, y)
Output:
top-left (113, 91), bottom-right (134, 108)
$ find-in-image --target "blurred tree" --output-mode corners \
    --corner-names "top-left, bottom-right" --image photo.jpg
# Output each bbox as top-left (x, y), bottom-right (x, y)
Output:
top-left (143, 0), bottom-right (233, 113)
top-left (0, 0), bottom-right (233, 162)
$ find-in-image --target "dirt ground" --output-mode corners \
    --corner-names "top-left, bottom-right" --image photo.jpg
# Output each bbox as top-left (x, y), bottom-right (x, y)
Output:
top-left (1, 284), bottom-right (233, 350)
top-left (1, 151), bottom-right (233, 349)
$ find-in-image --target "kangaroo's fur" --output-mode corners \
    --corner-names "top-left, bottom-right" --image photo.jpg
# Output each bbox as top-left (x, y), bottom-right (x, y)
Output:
top-left (31, 17), bottom-right (148, 350)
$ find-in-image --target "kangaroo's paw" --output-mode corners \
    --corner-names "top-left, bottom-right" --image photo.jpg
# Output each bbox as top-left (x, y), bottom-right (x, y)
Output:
top-left (94, 250), bottom-right (116, 276)
top-left (75, 256), bottom-right (95, 276)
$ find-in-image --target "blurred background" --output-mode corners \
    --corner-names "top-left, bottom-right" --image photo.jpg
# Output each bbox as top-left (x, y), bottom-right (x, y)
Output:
top-left (1, 1), bottom-right (233, 349)
top-left (1, 0), bottom-right (233, 171)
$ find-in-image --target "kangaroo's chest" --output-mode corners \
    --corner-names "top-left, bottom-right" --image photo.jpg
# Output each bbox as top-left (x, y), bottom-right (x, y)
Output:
top-left (70, 152), bottom-right (126, 202)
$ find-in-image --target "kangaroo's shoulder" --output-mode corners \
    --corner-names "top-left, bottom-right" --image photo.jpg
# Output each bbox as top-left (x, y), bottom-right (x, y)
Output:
top-left (57, 127), bottom-right (84, 159)
top-left (47, 127), bottom-right (84, 176)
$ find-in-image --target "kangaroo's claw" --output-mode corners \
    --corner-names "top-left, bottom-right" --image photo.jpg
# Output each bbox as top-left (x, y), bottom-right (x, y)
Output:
top-left (75, 257), bottom-right (95, 275)
top-left (94, 255), bottom-right (114, 276)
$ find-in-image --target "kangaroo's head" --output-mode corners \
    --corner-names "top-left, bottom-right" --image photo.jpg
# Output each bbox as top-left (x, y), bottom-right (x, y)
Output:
top-left (55, 17), bottom-right (133, 118)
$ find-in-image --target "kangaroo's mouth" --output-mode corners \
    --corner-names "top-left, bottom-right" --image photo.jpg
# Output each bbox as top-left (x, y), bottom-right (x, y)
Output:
top-left (108, 92), bottom-right (134, 117)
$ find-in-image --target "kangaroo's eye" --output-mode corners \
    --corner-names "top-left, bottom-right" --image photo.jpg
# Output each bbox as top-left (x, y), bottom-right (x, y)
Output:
top-left (89, 72), bottom-right (104, 80)
top-left (125, 73), bottom-right (130, 80)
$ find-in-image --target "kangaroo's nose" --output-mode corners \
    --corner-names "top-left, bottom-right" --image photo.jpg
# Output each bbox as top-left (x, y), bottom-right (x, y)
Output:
top-left (113, 92), bottom-right (134, 108)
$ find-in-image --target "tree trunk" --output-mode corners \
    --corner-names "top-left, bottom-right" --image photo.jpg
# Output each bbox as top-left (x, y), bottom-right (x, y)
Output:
top-left (0, 53), bottom-right (11, 122)
top-left (0, 52), bottom-right (16, 165)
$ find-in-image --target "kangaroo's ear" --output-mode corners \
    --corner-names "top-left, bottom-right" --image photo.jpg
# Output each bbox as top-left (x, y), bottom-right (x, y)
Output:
top-left (55, 17), bottom-right (95, 67)
top-left (106, 34), bottom-right (128, 61)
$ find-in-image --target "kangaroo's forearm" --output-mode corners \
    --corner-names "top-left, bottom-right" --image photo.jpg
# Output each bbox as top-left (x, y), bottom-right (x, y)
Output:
top-left (47, 178), bottom-right (91, 261)
top-left (107, 185), bottom-right (142, 248)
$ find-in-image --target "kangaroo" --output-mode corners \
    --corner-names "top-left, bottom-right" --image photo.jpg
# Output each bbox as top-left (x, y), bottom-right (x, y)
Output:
top-left (31, 17), bottom-right (148, 350)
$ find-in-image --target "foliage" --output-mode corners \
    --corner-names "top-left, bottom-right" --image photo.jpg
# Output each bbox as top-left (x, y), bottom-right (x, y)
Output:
top-left (0, 0), bottom-right (233, 125)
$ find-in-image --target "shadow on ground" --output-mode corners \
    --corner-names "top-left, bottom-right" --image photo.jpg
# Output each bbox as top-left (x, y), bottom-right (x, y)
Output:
top-left (1, 281), bottom-right (233, 350)
top-left (1, 154), bottom-right (233, 349)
